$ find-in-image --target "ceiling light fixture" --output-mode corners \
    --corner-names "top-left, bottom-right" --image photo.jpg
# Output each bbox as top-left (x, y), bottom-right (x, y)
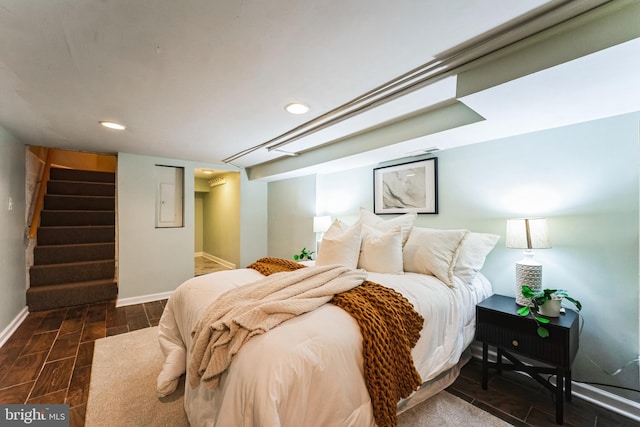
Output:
top-left (284, 102), bottom-right (310, 115)
top-left (99, 121), bottom-right (126, 130)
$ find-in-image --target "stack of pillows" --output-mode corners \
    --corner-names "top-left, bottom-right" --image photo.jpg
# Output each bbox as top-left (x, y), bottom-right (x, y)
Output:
top-left (315, 208), bottom-right (500, 288)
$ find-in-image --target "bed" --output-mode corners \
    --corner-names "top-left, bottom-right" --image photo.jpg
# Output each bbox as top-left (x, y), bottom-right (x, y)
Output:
top-left (157, 210), bottom-right (499, 427)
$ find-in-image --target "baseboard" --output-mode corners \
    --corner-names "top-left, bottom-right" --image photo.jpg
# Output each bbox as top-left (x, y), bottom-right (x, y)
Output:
top-left (118, 253), bottom-right (235, 307)
top-left (115, 291), bottom-right (174, 308)
top-left (571, 381), bottom-right (640, 422)
top-left (198, 252), bottom-right (235, 270)
top-left (469, 342), bottom-right (640, 422)
top-left (0, 307), bottom-right (29, 348)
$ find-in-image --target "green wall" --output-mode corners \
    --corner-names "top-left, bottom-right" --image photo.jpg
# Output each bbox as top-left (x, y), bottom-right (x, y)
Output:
top-left (117, 153), bottom-right (195, 299)
top-left (202, 171), bottom-right (241, 267)
top-left (194, 191), bottom-right (204, 253)
top-left (239, 169), bottom-right (269, 267)
top-left (269, 112), bottom-right (640, 400)
top-left (0, 126), bottom-right (26, 338)
top-left (118, 157), bottom-right (266, 298)
top-left (268, 174), bottom-right (316, 260)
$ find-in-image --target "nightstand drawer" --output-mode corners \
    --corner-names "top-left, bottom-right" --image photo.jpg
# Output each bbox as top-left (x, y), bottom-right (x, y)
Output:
top-left (476, 321), bottom-right (570, 367)
top-left (476, 294), bottom-right (579, 369)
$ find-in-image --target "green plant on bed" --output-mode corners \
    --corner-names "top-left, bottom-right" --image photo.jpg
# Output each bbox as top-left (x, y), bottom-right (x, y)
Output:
top-left (293, 247), bottom-right (314, 261)
top-left (516, 285), bottom-right (582, 338)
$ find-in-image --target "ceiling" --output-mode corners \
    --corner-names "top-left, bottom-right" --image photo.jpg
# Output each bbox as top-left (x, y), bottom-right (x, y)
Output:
top-left (1, 0), bottom-right (639, 181)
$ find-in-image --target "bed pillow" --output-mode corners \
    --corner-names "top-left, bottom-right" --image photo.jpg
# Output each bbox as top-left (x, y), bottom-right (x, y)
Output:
top-left (315, 221), bottom-right (362, 269)
top-left (453, 232), bottom-right (500, 285)
top-left (358, 208), bottom-right (416, 246)
top-left (402, 227), bottom-right (469, 287)
top-left (357, 225), bottom-right (404, 274)
top-left (323, 218), bottom-right (349, 239)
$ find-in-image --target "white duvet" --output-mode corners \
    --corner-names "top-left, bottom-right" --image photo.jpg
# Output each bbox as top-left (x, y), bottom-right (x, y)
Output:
top-left (157, 267), bottom-right (492, 427)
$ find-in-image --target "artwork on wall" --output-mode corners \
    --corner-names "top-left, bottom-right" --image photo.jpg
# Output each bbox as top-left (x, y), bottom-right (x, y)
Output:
top-left (373, 158), bottom-right (438, 214)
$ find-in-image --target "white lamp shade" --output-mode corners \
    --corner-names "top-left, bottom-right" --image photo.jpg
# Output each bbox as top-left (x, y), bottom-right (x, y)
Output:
top-left (313, 216), bottom-right (332, 233)
top-left (506, 218), bottom-right (551, 249)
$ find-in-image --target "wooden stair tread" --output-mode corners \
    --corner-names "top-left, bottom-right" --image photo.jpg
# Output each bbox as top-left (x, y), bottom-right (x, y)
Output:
top-left (27, 278), bottom-right (117, 289)
top-left (30, 259), bottom-right (114, 269)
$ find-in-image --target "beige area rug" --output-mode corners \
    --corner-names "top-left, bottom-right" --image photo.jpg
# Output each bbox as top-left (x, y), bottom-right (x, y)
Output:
top-left (86, 327), bottom-right (512, 427)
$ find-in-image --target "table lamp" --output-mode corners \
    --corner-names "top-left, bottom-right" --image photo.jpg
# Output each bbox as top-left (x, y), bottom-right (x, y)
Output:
top-left (313, 216), bottom-right (332, 253)
top-left (506, 217), bottom-right (551, 306)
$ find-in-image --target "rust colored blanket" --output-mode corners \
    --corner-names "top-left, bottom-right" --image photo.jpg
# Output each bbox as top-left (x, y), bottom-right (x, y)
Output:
top-left (247, 258), bottom-right (424, 427)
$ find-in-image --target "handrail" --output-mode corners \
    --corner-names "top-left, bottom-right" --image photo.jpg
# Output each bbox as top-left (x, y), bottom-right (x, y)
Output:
top-left (28, 148), bottom-right (53, 239)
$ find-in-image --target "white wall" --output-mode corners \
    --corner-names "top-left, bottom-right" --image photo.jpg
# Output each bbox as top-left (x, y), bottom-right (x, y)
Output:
top-left (0, 126), bottom-right (26, 334)
top-left (271, 112), bottom-right (640, 401)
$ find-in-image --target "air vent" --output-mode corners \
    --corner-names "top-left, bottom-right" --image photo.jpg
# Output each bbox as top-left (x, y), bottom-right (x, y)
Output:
top-left (406, 146), bottom-right (441, 156)
top-left (209, 177), bottom-right (226, 187)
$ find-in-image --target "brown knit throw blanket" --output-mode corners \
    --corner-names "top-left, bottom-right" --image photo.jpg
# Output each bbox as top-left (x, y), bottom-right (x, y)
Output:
top-left (247, 258), bottom-right (423, 427)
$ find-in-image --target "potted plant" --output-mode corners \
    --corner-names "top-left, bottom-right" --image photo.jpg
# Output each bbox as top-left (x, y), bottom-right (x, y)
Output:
top-left (516, 286), bottom-right (582, 338)
top-left (293, 247), bottom-right (314, 261)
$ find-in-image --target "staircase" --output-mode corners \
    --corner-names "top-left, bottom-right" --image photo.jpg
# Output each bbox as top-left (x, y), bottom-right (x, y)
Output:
top-left (27, 167), bottom-right (118, 311)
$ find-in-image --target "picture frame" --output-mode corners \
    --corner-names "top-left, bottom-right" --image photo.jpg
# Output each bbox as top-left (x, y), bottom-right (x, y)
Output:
top-left (373, 158), bottom-right (438, 214)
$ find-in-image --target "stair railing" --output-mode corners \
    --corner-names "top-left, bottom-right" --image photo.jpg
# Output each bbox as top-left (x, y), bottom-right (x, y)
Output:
top-left (28, 148), bottom-right (53, 239)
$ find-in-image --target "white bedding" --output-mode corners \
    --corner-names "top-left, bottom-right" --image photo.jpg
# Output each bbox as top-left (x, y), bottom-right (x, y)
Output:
top-left (157, 267), bottom-right (492, 427)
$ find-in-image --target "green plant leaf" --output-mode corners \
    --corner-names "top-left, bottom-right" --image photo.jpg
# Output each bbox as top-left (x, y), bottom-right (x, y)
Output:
top-left (537, 326), bottom-right (549, 338)
top-left (517, 306), bottom-right (530, 316)
top-left (521, 286), bottom-right (534, 299)
top-left (564, 296), bottom-right (582, 311)
top-left (535, 316), bottom-right (550, 324)
top-left (293, 254), bottom-right (299, 260)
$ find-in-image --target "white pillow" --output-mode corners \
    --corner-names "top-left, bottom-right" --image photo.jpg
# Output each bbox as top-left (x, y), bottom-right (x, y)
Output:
top-left (357, 225), bottom-right (403, 274)
top-left (453, 232), bottom-right (500, 285)
top-left (315, 222), bottom-right (362, 269)
top-left (358, 208), bottom-right (416, 246)
top-left (323, 218), bottom-right (349, 239)
top-left (402, 227), bottom-right (469, 287)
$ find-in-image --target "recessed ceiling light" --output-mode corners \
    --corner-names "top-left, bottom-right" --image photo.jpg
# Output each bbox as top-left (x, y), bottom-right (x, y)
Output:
top-left (99, 121), bottom-right (126, 130)
top-left (284, 102), bottom-right (310, 115)
top-left (203, 170), bottom-right (213, 175)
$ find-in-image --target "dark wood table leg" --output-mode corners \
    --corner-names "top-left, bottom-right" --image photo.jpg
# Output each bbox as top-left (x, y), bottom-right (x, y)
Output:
top-left (556, 367), bottom-right (564, 424)
top-left (496, 347), bottom-right (503, 375)
top-left (482, 341), bottom-right (488, 390)
top-left (565, 369), bottom-right (572, 401)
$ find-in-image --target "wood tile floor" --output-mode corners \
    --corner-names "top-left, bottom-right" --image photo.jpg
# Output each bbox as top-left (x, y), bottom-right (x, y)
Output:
top-left (0, 300), bottom-right (638, 427)
top-left (194, 256), bottom-right (230, 276)
top-left (0, 300), bottom-right (166, 427)
top-left (449, 359), bottom-right (640, 427)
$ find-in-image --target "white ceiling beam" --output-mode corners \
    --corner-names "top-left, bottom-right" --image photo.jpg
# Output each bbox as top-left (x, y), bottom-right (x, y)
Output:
top-left (457, 0), bottom-right (640, 97)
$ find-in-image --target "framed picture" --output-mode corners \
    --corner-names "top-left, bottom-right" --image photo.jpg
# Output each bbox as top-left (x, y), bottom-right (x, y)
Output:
top-left (373, 158), bottom-right (438, 214)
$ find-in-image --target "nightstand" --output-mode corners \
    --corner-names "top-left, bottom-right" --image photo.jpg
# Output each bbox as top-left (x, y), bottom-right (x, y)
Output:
top-left (476, 294), bottom-right (579, 425)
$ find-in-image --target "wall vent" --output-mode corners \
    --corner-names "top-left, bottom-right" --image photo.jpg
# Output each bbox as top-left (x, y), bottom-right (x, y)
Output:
top-left (209, 177), bottom-right (226, 187)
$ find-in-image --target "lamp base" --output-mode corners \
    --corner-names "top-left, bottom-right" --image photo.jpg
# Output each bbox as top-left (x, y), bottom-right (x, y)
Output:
top-left (515, 260), bottom-right (543, 306)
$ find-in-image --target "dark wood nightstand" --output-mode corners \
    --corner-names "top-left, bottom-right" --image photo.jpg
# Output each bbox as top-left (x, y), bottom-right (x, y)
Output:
top-left (476, 294), bottom-right (579, 425)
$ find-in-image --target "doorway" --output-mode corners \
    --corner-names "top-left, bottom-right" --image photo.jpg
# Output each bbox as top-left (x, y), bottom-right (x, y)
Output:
top-left (193, 169), bottom-right (241, 275)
